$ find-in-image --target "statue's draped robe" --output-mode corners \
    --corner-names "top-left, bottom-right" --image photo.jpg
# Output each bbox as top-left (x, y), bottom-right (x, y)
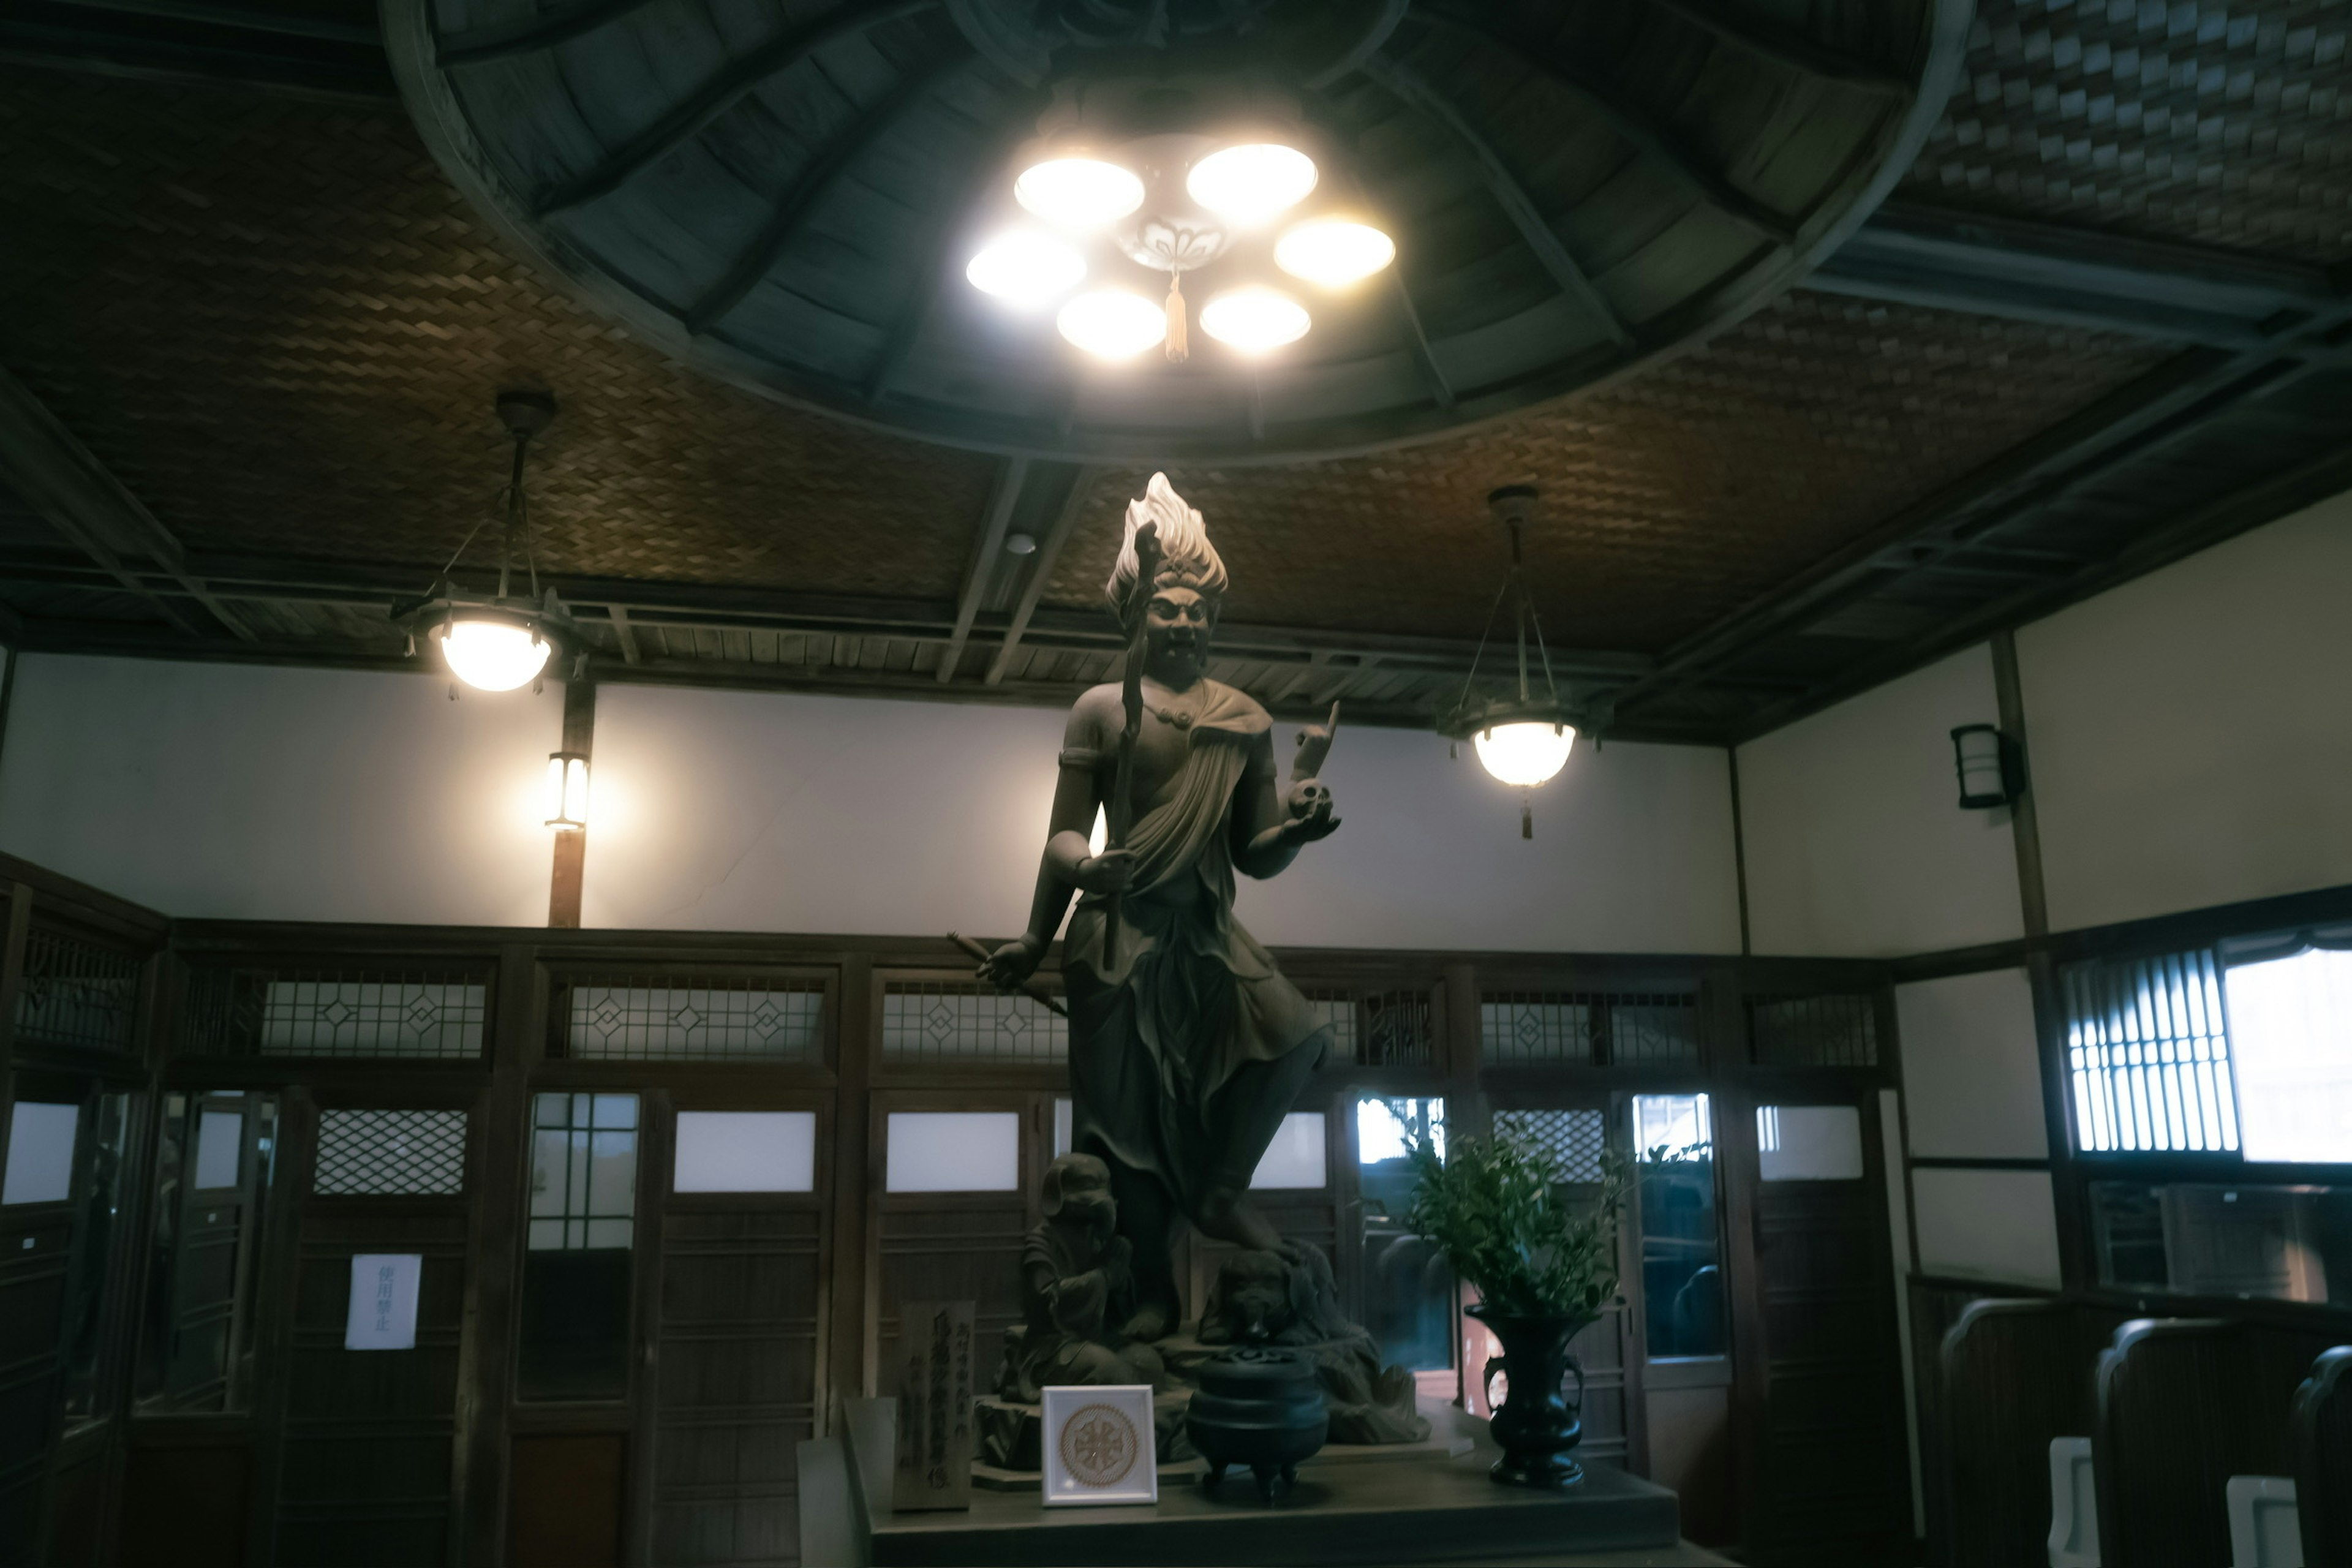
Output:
top-left (1062, 682), bottom-right (1330, 1215)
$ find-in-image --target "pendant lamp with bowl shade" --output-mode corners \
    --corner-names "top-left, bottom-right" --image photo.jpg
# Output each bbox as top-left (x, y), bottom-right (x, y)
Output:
top-left (1437, 486), bottom-right (1581, 839)
top-left (392, 391), bottom-right (580, 698)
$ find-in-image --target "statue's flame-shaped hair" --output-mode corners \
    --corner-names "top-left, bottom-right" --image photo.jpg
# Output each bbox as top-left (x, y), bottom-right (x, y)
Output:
top-left (1105, 472), bottom-right (1227, 617)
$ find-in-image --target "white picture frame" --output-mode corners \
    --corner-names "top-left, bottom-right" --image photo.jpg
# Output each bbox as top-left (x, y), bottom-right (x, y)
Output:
top-left (1039, 1384), bottom-right (1158, 1507)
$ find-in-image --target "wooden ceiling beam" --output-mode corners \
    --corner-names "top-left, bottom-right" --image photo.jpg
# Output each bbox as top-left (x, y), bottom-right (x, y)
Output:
top-left (0, 367), bottom-right (254, 643)
top-left (937, 456), bottom-right (1031, 683)
top-left (529, 0), bottom-right (941, 217)
top-left (1645, 0), bottom-right (1912, 96)
top-left (1418, 7), bottom-right (1800, 249)
top-left (1730, 440), bottom-right (2352, 741)
top-left (1810, 203), bottom-right (2342, 350)
top-left (436, 0), bottom-right (663, 67)
top-left (1611, 288), bottom-right (2352, 723)
top-left (1356, 55), bottom-right (1634, 350)
top-left (684, 50), bottom-right (970, 335)
top-left (984, 464), bottom-right (1094, 685)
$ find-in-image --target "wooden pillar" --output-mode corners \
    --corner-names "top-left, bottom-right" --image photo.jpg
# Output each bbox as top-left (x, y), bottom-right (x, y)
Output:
top-left (453, 941), bottom-right (541, 1567)
top-left (827, 953), bottom-right (875, 1414)
top-left (0, 883), bottom-right (33, 1194)
top-left (548, 680), bottom-right (595, 929)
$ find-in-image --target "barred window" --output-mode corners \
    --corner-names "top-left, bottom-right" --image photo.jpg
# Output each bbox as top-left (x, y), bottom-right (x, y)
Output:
top-left (15, 927), bottom-right (143, 1052)
top-left (2061, 952), bottom-right (2237, 1155)
top-left (183, 968), bottom-right (487, 1060)
top-left (561, 977), bottom-right (821, 1061)
top-left (881, 979), bottom-right (1064, 1065)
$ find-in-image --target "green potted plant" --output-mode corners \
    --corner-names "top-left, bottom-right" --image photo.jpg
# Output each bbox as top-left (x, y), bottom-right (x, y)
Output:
top-left (1402, 1126), bottom-right (1634, 1487)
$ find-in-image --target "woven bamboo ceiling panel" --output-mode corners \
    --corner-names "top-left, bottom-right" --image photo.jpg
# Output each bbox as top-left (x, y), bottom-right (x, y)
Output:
top-left (387, 0), bottom-right (1970, 460)
top-left (0, 69), bottom-right (999, 602)
top-left (1048, 295), bottom-right (2171, 649)
top-left (1903, 0), bottom-right (2352, 263)
top-left (0, 64), bottom-right (2177, 660)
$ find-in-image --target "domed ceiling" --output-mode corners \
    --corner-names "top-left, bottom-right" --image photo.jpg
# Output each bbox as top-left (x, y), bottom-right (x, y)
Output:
top-left (386, 0), bottom-right (1967, 462)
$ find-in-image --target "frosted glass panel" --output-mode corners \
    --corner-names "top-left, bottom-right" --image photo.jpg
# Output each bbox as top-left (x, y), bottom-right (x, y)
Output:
top-left (2220, 947), bottom-right (2352, 1162)
top-left (674, 1110), bottom-right (816, 1193)
top-left (885, 1111), bottom-right (1020, 1193)
top-left (3, 1101), bottom-right (78, 1205)
top-left (1757, 1104), bottom-right (1864, 1180)
top-left (1053, 1096), bottom-right (1072, 1159)
top-left (1250, 1112), bottom-right (1327, 1189)
top-left (194, 1110), bottom-right (243, 1189)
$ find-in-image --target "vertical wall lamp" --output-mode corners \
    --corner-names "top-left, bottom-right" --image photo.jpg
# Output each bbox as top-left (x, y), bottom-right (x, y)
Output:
top-left (545, 752), bottom-right (590, 831)
top-left (1950, 723), bottom-right (2024, 809)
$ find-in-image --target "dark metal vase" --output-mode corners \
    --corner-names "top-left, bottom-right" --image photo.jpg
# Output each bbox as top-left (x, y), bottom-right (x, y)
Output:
top-left (1184, 1347), bottom-right (1329, 1501)
top-left (1469, 1303), bottom-right (1592, 1488)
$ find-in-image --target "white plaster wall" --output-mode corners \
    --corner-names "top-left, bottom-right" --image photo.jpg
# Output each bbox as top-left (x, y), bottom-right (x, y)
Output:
top-left (0, 654), bottom-right (560, 924)
top-left (1895, 968), bottom-right (2048, 1161)
top-left (1736, 646), bottom-right (2023, 957)
top-left (2018, 489), bottom-right (2352, 931)
top-left (583, 683), bottom-right (1745, 951)
top-left (1910, 1167), bottom-right (2063, 1287)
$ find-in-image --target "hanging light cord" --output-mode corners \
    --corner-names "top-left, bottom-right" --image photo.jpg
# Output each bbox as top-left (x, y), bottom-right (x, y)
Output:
top-left (1447, 515), bottom-right (1564, 720)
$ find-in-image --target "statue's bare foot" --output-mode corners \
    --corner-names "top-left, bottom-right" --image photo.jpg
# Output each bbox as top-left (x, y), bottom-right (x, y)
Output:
top-left (1196, 1186), bottom-right (1300, 1261)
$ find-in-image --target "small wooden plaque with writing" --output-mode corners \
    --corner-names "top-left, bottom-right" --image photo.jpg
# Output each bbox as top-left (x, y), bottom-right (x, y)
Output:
top-left (892, 1299), bottom-right (976, 1511)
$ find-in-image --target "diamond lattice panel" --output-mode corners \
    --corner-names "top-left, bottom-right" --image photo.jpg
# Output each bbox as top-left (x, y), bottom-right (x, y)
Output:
top-left (314, 1109), bottom-right (469, 1196)
top-left (1496, 1109), bottom-right (1610, 1183)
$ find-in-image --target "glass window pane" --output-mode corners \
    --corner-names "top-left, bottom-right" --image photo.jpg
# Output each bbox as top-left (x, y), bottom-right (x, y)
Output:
top-left (518, 1092), bottom-right (639, 1401)
top-left (2220, 948), bottom-right (2352, 1163)
top-left (135, 1095), bottom-right (277, 1414)
top-left (884, 1112), bottom-right (1020, 1192)
top-left (193, 1110), bottom-right (243, 1190)
top-left (673, 1110), bottom-right (816, 1193)
top-left (1357, 1098), bottom-right (1452, 1372)
top-left (3, 1101), bottom-right (79, 1205)
top-left (61, 1095), bottom-right (132, 1424)
top-left (1053, 1097), bottom-right (1073, 1159)
top-left (1250, 1112), bottom-right (1326, 1189)
top-left (1634, 1094), bottom-right (1724, 1360)
top-left (1757, 1105), bottom-right (1864, 1181)
top-left (2091, 1180), bottom-right (2348, 1305)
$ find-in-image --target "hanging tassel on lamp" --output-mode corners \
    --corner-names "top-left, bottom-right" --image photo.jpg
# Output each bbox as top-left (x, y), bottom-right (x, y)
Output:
top-left (1164, 268), bottom-right (1188, 363)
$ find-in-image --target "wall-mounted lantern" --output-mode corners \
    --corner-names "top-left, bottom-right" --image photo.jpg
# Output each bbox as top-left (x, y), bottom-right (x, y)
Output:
top-left (1950, 723), bottom-right (2024, 809)
top-left (545, 752), bottom-right (590, 831)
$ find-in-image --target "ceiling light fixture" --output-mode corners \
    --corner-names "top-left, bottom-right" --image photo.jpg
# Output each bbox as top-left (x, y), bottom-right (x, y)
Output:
top-left (1439, 485), bottom-right (1580, 839)
top-left (966, 231), bottom-right (1087, 305)
top-left (393, 391), bottom-right (578, 698)
top-left (1014, 157), bottom-right (1145, 230)
top-left (967, 94), bottom-right (1384, 366)
top-left (1199, 285), bottom-right (1311, 354)
top-left (1275, 218), bottom-right (1396, 288)
top-left (1057, 289), bottom-right (1167, 359)
top-left (1186, 142), bottom-right (1319, 225)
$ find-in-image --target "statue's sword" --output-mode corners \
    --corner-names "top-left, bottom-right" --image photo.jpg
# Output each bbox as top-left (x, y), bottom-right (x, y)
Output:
top-left (1102, 521), bottom-right (1162, 970)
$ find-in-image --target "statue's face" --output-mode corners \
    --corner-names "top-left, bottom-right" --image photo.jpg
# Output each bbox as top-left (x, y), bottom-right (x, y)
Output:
top-left (1055, 1161), bottom-right (1116, 1241)
top-left (1144, 583), bottom-right (1214, 681)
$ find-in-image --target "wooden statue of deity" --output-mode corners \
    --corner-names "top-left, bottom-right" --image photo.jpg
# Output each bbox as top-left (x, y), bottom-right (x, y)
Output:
top-left (984, 473), bottom-right (1341, 1340)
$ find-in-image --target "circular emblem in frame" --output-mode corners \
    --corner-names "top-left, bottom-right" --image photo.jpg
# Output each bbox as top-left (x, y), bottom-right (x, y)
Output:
top-left (1058, 1402), bottom-right (1140, 1488)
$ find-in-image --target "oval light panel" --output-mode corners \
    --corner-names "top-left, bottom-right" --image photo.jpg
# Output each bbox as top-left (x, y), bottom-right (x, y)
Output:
top-left (965, 232), bottom-right (1086, 306)
top-left (1199, 286), bottom-right (1311, 355)
top-left (1057, 290), bottom-right (1167, 359)
top-left (1186, 143), bottom-right (1318, 225)
top-left (1014, 157), bottom-right (1145, 230)
top-left (1275, 219), bottom-right (1396, 288)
